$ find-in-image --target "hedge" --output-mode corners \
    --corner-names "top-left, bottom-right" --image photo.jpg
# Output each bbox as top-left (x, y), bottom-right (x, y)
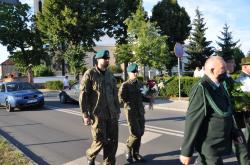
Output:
top-left (33, 65), bottom-right (54, 77)
top-left (156, 76), bottom-right (200, 97)
top-left (45, 81), bottom-right (63, 90)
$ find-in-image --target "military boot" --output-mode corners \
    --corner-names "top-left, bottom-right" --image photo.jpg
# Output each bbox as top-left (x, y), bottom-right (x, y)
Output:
top-left (87, 157), bottom-right (95, 165)
top-left (133, 153), bottom-right (145, 162)
top-left (125, 146), bottom-right (133, 163)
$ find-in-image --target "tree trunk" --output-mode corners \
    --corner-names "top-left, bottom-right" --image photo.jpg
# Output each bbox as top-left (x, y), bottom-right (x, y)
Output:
top-left (61, 42), bottom-right (66, 76)
top-left (123, 61), bottom-right (128, 80)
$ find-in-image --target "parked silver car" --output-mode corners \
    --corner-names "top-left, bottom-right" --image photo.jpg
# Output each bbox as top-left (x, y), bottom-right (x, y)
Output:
top-left (59, 82), bottom-right (80, 103)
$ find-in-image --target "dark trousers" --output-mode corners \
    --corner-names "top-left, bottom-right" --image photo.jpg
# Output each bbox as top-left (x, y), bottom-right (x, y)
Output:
top-left (195, 153), bottom-right (223, 165)
top-left (86, 116), bottom-right (118, 165)
top-left (233, 129), bottom-right (250, 165)
top-left (126, 115), bottom-right (145, 154)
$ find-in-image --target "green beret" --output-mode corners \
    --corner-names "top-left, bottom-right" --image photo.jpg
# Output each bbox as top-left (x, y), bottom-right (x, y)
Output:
top-left (95, 50), bottom-right (110, 59)
top-left (127, 63), bottom-right (138, 72)
top-left (241, 57), bottom-right (250, 65)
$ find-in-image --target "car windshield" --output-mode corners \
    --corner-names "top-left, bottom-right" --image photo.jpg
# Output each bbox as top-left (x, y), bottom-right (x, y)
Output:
top-left (6, 82), bottom-right (35, 92)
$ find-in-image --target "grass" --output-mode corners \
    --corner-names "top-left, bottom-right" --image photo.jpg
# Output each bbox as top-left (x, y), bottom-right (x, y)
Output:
top-left (0, 136), bottom-right (35, 165)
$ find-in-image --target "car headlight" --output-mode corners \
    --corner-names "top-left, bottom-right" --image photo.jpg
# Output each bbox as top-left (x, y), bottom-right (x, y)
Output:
top-left (38, 94), bottom-right (44, 97)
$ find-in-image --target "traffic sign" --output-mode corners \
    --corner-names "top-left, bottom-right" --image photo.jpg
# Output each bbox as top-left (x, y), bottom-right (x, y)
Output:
top-left (174, 43), bottom-right (184, 58)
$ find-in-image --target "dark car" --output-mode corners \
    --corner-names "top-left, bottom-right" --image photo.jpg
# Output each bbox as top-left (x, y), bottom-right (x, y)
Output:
top-left (0, 81), bottom-right (44, 112)
top-left (59, 82), bottom-right (80, 103)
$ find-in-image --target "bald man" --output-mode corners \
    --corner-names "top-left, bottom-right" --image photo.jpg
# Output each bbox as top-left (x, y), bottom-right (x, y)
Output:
top-left (180, 56), bottom-right (242, 165)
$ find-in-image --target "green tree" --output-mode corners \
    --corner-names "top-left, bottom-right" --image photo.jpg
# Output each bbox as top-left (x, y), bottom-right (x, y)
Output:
top-left (185, 8), bottom-right (214, 70)
top-left (103, 0), bottom-right (139, 44)
top-left (216, 24), bottom-right (239, 61)
top-left (36, 0), bottom-right (105, 75)
top-left (0, 3), bottom-right (48, 72)
top-left (125, 1), bottom-right (170, 78)
top-left (232, 47), bottom-right (245, 71)
top-left (64, 44), bottom-right (87, 75)
top-left (114, 44), bottom-right (133, 79)
top-left (151, 0), bottom-right (191, 73)
top-left (247, 51), bottom-right (250, 57)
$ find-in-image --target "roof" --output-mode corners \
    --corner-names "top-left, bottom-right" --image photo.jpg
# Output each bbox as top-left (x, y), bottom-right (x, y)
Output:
top-left (1, 59), bottom-right (15, 65)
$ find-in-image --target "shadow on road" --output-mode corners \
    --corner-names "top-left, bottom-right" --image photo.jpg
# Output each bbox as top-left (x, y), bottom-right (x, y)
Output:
top-left (123, 150), bottom-right (190, 165)
top-left (146, 116), bottom-right (185, 122)
top-left (25, 138), bottom-right (89, 147)
top-left (0, 122), bottom-right (42, 128)
top-left (0, 128), bottom-right (50, 165)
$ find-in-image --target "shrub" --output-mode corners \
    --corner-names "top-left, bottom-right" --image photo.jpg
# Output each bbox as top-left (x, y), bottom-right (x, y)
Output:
top-left (231, 73), bottom-right (239, 80)
top-left (156, 76), bottom-right (200, 97)
top-left (69, 80), bottom-right (77, 86)
top-left (45, 81), bottom-right (63, 90)
top-left (109, 65), bottom-right (123, 73)
top-left (33, 65), bottom-right (54, 77)
top-left (137, 76), bottom-right (144, 82)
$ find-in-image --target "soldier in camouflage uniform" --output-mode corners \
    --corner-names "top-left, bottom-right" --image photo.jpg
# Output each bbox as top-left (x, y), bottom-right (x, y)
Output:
top-left (119, 63), bottom-right (148, 163)
top-left (180, 56), bottom-right (242, 165)
top-left (79, 50), bottom-right (120, 165)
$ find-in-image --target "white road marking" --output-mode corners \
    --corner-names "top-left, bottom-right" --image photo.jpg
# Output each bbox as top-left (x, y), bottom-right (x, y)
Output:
top-left (45, 105), bottom-right (184, 137)
top-left (64, 131), bottom-right (161, 165)
top-left (46, 105), bottom-right (182, 164)
top-left (141, 131), bottom-right (162, 144)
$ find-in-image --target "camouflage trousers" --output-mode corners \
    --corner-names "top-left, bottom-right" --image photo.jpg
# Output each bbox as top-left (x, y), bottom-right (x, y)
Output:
top-left (86, 116), bottom-right (118, 165)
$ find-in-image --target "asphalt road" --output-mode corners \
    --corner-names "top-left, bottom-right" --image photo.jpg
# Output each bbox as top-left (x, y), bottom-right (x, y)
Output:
top-left (0, 96), bottom-right (238, 165)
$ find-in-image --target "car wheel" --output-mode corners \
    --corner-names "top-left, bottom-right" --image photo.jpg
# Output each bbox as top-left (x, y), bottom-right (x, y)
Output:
top-left (60, 94), bottom-right (66, 104)
top-left (6, 101), bottom-right (14, 112)
top-left (38, 102), bottom-right (44, 108)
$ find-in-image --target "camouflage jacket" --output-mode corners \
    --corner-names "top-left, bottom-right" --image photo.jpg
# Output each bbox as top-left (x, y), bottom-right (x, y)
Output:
top-left (79, 67), bottom-right (120, 119)
top-left (119, 79), bottom-right (145, 117)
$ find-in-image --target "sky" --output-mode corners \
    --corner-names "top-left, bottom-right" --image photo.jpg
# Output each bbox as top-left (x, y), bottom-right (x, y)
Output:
top-left (1, 0), bottom-right (250, 63)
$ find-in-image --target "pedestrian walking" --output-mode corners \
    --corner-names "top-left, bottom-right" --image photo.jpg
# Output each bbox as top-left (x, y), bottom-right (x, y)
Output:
top-left (223, 56), bottom-right (250, 165)
top-left (119, 63), bottom-right (151, 163)
top-left (79, 50), bottom-right (120, 165)
top-left (27, 64), bottom-right (33, 84)
top-left (236, 57), bottom-right (250, 153)
top-left (63, 76), bottom-right (69, 89)
top-left (180, 56), bottom-right (242, 165)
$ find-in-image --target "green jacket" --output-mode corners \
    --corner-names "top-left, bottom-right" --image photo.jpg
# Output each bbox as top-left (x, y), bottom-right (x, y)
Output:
top-left (181, 75), bottom-right (237, 157)
top-left (79, 67), bottom-right (120, 119)
top-left (119, 79), bottom-right (145, 117)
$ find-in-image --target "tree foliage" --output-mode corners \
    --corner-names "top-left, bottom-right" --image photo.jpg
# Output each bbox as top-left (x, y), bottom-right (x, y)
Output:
top-left (216, 24), bottom-right (239, 60)
top-left (124, 1), bottom-right (170, 77)
top-left (185, 8), bottom-right (214, 70)
top-left (64, 44), bottom-right (87, 75)
top-left (0, 3), bottom-right (48, 72)
top-left (36, 0), bottom-right (106, 75)
top-left (247, 51), bottom-right (250, 57)
top-left (151, 0), bottom-right (191, 72)
top-left (232, 47), bottom-right (245, 71)
top-left (103, 0), bottom-right (139, 44)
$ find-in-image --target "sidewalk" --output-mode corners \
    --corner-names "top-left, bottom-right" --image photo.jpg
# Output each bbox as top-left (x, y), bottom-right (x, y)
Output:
top-left (39, 89), bottom-right (189, 112)
top-left (153, 98), bottom-right (188, 112)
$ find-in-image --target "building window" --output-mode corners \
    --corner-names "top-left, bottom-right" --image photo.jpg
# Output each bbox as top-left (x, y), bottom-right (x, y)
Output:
top-left (38, 1), bottom-right (42, 12)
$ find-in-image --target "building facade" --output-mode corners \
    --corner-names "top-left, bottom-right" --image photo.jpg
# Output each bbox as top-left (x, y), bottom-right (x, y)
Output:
top-left (0, 59), bottom-right (17, 79)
